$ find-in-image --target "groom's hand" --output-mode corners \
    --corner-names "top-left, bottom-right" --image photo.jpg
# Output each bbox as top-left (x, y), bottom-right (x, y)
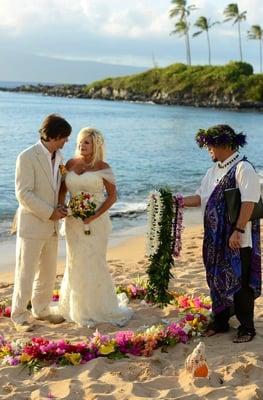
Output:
top-left (49, 206), bottom-right (68, 221)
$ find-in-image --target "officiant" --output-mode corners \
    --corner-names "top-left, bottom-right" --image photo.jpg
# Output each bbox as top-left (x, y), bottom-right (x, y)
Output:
top-left (183, 124), bottom-right (261, 343)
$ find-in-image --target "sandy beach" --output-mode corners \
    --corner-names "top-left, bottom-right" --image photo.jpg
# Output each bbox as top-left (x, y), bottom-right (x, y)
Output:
top-left (0, 219), bottom-right (263, 400)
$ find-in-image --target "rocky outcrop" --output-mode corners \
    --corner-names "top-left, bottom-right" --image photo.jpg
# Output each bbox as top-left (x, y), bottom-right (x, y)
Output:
top-left (83, 87), bottom-right (263, 109)
top-left (0, 84), bottom-right (87, 98)
top-left (1, 83), bottom-right (263, 110)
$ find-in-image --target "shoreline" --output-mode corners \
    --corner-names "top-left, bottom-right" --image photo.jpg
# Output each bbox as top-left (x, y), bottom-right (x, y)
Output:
top-left (1, 86), bottom-right (263, 111)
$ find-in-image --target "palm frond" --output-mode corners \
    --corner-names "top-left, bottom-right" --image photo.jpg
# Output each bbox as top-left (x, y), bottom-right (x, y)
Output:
top-left (170, 20), bottom-right (189, 36)
top-left (169, 0), bottom-right (196, 19)
top-left (194, 16), bottom-right (208, 30)
top-left (193, 31), bottom-right (202, 37)
top-left (223, 3), bottom-right (246, 24)
top-left (247, 25), bottom-right (263, 40)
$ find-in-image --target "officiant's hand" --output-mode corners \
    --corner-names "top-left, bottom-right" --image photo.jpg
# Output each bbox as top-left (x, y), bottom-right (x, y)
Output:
top-left (229, 230), bottom-right (242, 250)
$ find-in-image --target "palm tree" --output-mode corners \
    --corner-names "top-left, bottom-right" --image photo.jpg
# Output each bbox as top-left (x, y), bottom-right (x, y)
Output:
top-left (169, 0), bottom-right (196, 65)
top-left (170, 20), bottom-right (191, 65)
top-left (193, 16), bottom-right (219, 65)
top-left (223, 3), bottom-right (247, 61)
top-left (247, 25), bottom-right (263, 73)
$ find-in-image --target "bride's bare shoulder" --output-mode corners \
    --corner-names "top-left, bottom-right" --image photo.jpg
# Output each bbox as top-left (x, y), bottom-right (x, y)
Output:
top-left (96, 161), bottom-right (111, 170)
top-left (65, 158), bottom-right (79, 170)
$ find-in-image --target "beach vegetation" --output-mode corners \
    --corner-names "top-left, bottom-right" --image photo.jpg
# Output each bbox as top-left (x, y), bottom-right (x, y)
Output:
top-left (85, 61), bottom-right (263, 104)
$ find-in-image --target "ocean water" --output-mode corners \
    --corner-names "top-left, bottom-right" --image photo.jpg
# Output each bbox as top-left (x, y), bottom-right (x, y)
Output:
top-left (1, 90), bottom-right (263, 242)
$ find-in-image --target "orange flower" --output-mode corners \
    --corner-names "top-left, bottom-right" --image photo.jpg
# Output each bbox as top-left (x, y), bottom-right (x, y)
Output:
top-left (59, 164), bottom-right (68, 176)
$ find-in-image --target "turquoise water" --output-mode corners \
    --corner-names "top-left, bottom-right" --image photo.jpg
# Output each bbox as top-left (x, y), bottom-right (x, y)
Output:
top-left (1, 90), bottom-right (263, 240)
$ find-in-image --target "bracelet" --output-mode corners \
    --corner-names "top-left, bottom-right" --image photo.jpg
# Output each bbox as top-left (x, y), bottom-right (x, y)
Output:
top-left (234, 227), bottom-right (245, 233)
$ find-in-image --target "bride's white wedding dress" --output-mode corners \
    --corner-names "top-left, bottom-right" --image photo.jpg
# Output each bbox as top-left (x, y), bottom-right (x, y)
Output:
top-left (58, 168), bottom-right (133, 327)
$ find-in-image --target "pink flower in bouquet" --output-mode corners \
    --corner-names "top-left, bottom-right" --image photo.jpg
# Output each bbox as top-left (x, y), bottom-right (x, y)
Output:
top-left (52, 290), bottom-right (60, 302)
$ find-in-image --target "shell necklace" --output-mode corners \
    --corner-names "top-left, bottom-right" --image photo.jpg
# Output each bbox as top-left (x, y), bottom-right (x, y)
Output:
top-left (217, 153), bottom-right (239, 169)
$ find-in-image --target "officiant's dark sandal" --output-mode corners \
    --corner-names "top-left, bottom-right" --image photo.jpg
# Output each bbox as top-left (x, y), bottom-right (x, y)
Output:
top-left (233, 327), bottom-right (256, 343)
top-left (204, 322), bottom-right (229, 337)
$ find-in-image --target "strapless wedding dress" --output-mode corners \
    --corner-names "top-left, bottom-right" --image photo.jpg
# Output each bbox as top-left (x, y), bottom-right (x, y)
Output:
top-left (58, 169), bottom-right (133, 327)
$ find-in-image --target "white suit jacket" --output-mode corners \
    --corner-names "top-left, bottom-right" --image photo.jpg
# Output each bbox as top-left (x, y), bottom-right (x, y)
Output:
top-left (15, 143), bottom-right (62, 239)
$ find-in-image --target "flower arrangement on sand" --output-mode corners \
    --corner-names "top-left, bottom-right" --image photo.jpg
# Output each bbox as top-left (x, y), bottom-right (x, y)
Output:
top-left (0, 280), bottom-right (211, 372)
top-left (0, 311), bottom-right (209, 372)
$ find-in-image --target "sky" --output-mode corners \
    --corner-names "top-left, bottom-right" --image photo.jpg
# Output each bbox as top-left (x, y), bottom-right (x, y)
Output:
top-left (1, 0), bottom-right (263, 82)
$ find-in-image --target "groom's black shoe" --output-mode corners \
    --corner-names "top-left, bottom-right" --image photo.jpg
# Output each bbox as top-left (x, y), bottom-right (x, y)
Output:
top-left (36, 314), bottom-right (65, 324)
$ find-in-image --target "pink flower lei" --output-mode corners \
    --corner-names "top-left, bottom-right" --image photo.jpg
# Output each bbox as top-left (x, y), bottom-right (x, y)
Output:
top-left (172, 194), bottom-right (184, 257)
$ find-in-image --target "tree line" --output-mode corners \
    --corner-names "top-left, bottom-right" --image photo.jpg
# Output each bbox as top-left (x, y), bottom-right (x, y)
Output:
top-left (169, 1), bottom-right (263, 73)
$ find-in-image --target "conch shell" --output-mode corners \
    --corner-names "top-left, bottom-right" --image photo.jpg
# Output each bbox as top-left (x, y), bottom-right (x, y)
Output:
top-left (185, 342), bottom-right (209, 377)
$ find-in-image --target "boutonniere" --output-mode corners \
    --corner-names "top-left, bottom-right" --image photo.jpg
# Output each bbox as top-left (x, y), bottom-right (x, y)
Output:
top-left (59, 164), bottom-right (68, 177)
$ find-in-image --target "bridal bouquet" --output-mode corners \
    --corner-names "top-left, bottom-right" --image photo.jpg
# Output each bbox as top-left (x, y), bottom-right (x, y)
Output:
top-left (68, 192), bottom-right (96, 235)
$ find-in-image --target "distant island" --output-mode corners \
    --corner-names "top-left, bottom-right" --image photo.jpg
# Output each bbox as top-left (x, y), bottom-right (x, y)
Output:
top-left (1, 61), bottom-right (263, 110)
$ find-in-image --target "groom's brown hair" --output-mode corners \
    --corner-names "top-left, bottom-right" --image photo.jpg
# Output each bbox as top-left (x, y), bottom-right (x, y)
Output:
top-left (39, 114), bottom-right (72, 141)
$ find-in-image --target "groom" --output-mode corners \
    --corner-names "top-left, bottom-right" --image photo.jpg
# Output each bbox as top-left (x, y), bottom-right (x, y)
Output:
top-left (11, 114), bottom-right (72, 332)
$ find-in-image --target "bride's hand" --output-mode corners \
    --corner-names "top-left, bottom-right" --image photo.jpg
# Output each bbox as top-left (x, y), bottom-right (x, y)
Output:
top-left (83, 215), bottom-right (97, 224)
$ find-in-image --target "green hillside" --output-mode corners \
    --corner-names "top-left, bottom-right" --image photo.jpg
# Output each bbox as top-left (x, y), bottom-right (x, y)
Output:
top-left (85, 61), bottom-right (263, 107)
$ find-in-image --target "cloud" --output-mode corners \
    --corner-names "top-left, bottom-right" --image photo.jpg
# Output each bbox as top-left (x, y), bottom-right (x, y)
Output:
top-left (1, 0), bottom-right (263, 38)
top-left (0, 0), bottom-right (82, 35)
top-left (79, 0), bottom-right (171, 38)
top-left (0, 0), bottom-right (263, 71)
top-left (0, 0), bottom-right (170, 38)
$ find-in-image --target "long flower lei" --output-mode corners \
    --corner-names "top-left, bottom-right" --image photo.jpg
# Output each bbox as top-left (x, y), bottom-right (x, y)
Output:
top-left (146, 191), bottom-right (184, 258)
top-left (146, 190), bottom-right (163, 256)
top-left (146, 188), bottom-right (184, 306)
top-left (172, 194), bottom-right (184, 257)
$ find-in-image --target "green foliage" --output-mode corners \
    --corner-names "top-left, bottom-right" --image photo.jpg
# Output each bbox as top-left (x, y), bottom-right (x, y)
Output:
top-left (85, 61), bottom-right (263, 103)
top-left (23, 359), bottom-right (43, 375)
top-left (107, 350), bottom-right (129, 360)
top-left (146, 188), bottom-right (174, 307)
top-left (246, 75), bottom-right (263, 101)
top-left (223, 61), bottom-right (253, 78)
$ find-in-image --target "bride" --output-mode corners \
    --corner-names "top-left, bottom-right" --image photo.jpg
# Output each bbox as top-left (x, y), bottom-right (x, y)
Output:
top-left (58, 127), bottom-right (133, 327)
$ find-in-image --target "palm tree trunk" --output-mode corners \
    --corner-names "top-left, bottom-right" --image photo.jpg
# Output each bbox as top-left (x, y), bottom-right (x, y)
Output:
top-left (238, 21), bottom-right (243, 61)
top-left (184, 34), bottom-right (189, 65)
top-left (186, 31), bottom-right (191, 66)
top-left (206, 30), bottom-right (211, 65)
top-left (260, 39), bottom-right (262, 73)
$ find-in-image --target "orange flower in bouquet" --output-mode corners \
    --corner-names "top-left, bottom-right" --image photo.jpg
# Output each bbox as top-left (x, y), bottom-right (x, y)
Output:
top-left (59, 164), bottom-right (68, 177)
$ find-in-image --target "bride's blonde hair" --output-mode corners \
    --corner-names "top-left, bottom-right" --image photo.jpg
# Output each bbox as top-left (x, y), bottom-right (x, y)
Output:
top-left (75, 127), bottom-right (105, 167)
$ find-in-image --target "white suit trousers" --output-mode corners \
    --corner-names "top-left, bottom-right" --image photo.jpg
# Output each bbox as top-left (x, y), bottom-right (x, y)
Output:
top-left (11, 236), bottom-right (58, 324)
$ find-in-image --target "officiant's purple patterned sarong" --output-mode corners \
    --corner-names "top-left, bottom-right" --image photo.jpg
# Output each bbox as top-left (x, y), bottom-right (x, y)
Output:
top-left (203, 161), bottom-right (261, 314)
